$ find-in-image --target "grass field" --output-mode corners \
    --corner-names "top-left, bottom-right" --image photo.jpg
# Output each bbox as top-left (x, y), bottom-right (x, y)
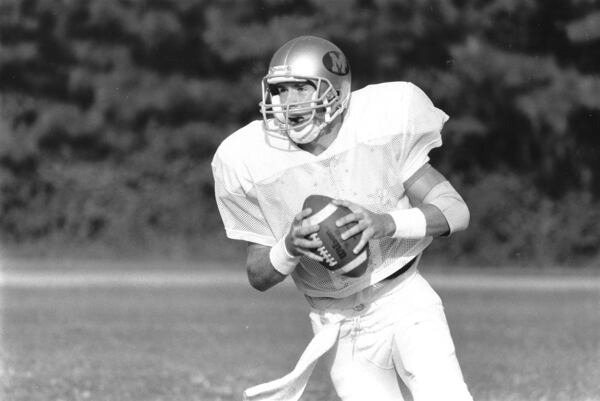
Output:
top-left (1, 261), bottom-right (599, 401)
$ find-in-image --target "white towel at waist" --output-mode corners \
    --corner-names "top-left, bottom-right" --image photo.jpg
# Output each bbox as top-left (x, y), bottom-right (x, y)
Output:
top-left (242, 311), bottom-right (348, 401)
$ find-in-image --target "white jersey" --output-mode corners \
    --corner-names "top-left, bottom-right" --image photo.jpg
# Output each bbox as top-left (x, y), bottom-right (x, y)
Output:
top-left (212, 81), bottom-right (449, 298)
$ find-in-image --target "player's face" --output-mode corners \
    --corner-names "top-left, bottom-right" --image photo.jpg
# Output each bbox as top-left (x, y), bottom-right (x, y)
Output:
top-left (273, 81), bottom-right (316, 103)
top-left (272, 81), bottom-right (317, 125)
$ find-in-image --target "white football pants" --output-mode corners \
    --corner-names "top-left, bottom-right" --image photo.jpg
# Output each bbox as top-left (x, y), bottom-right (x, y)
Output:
top-left (307, 268), bottom-right (473, 401)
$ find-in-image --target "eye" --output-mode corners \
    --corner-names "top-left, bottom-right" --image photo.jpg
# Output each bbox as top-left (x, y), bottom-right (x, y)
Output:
top-left (298, 83), bottom-right (316, 95)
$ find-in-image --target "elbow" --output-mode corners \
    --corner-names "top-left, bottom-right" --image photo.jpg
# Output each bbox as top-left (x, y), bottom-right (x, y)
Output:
top-left (245, 244), bottom-right (288, 292)
top-left (452, 201), bottom-right (470, 233)
top-left (247, 270), bottom-right (267, 291)
top-left (430, 195), bottom-right (470, 235)
top-left (246, 265), bottom-right (274, 292)
top-left (248, 276), bottom-right (270, 292)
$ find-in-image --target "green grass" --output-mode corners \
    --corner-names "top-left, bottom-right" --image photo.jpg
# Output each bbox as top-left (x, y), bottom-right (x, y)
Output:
top-left (1, 269), bottom-right (599, 401)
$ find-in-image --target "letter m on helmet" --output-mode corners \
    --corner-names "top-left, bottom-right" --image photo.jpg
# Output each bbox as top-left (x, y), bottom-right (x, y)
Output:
top-left (323, 51), bottom-right (349, 75)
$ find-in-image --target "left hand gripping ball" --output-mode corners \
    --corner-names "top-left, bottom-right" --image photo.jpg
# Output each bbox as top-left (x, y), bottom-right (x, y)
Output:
top-left (302, 195), bottom-right (369, 278)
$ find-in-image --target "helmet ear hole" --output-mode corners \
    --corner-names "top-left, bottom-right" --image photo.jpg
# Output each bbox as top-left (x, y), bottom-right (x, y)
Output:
top-left (325, 90), bottom-right (338, 102)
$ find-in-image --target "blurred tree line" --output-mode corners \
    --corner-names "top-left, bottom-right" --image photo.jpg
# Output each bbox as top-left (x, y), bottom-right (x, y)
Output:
top-left (1, 0), bottom-right (599, 267)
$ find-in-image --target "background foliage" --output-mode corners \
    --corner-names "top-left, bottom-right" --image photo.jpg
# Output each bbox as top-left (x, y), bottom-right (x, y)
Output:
top-left (1, 0), bottom-right (599, 267)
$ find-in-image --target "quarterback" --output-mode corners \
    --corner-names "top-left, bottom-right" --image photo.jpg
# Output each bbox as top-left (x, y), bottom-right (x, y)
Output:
top-left (212, 36), bottom-right (473, 401)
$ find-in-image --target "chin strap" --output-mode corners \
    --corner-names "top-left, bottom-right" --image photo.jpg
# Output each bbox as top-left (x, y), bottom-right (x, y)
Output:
top-left (288, 120), bottom-right (323, 144)
top-left (288, 108), bottom-right (340, 144)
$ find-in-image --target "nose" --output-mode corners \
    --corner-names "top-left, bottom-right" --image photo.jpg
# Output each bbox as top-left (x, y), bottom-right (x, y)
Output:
top-left (282, 89), bottom-right (305, 104)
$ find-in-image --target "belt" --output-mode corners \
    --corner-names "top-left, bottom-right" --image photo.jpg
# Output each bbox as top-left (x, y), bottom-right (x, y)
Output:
top-left (383, 257), bottom-right (417, 281)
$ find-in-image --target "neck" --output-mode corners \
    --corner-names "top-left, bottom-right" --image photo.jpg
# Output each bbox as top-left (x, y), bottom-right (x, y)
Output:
top-left (298, 115), bottom-right (343, 156)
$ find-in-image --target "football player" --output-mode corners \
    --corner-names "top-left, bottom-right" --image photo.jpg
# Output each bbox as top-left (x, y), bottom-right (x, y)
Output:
top-left (212, 35), bottom-right (473, 401)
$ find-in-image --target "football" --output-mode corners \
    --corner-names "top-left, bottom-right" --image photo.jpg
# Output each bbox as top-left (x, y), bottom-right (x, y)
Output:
top-left (302, 194), bottom-right (369, 278)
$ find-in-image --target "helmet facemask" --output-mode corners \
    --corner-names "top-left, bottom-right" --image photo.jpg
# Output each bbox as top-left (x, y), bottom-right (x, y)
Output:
top-left (261, 75), bottom-right (344, 144)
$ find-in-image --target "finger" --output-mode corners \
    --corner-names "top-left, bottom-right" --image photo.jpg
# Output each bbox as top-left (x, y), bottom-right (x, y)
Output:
top-left (333, 199), bottom-right (361, 213)
top-left (335, 212), bottom-right (361, 227)
top-left (340, 221), bottom-right (366, 240)
top-left (295, 208), bottom-right (313, 223)
top-left (297, 249), bottom-right (324, 262)
top-left (296, 224), bottom-right (320, 236)
top-left (332, 199), bottom-right (350, 207)
top-left (292, 236), bottom-right (322, 249)
top-left (353, 228), bottom-right (373, 254)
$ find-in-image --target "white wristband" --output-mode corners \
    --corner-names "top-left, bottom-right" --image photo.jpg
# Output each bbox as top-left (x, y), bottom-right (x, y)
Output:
top-left (269, 237), bottom-right (300, 275)
top-left (388, 208), bottom-right (427, 239)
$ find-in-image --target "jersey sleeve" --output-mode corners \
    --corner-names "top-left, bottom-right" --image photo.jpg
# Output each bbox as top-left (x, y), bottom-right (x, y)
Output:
top-left (398, 83), bottom-right (449, 182)
top-left (211, 151), bottom-right (276, 247)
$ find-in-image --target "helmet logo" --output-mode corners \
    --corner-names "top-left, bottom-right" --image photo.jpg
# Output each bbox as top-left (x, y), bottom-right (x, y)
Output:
top-left (270, 65), bottom-right (291, 75)
top-left (322, 51), bottom-right (349, 75)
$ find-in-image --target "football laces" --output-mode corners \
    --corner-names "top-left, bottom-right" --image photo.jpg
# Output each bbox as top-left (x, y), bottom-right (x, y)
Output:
top-left (309, 233), bottom-right (338, 267)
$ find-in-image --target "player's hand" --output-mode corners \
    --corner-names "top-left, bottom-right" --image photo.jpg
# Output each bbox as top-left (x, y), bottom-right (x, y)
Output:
top-left (332, 199), bottom-right (395, 254)
top-left (284, 208), bottom-right (324, 262)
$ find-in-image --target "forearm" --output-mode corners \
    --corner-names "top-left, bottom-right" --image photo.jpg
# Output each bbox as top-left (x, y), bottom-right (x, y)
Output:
top-left (389, 164), bottom-right (470, 239)
top-left (389, 189), bottom-right (469, 237)
top-left (422, 181), bottom-right (470, 234)
top-left (246, 245), bottom-right (287, 291)
top-left (246, 207), bottom-right (324, 291)
top-left (246, 241), bottom-right (299, 291)
top-left (383, 203), bottom-right (453, 239)
top-left (419, 204), bottom-right (452, 237)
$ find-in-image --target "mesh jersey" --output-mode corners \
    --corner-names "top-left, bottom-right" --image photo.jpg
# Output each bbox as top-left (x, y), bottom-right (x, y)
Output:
top-left (212, 81), bottom-right (449, 298)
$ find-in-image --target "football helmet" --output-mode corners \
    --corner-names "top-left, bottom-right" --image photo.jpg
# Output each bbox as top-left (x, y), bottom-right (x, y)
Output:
top-left (260, 36), bottom-right (352, 144)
